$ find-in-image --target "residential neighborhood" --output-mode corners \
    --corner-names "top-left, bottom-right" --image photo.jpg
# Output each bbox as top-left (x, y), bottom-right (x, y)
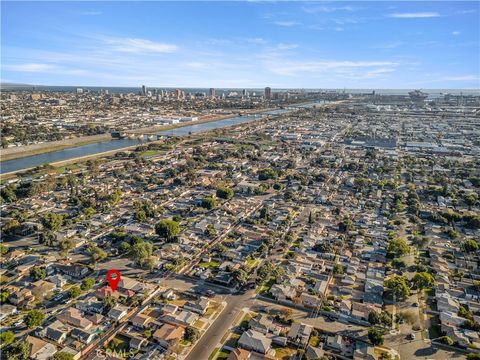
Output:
top-left (1, 89), bottom-right (479, 360)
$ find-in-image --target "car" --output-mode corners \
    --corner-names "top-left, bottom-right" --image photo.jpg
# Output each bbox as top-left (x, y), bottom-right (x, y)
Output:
top-left (205, 290), bottom-right (215, 298)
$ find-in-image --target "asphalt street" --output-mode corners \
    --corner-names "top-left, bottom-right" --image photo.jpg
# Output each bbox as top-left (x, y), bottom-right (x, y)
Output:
top-left (185, 289), bottom-right (255, 360)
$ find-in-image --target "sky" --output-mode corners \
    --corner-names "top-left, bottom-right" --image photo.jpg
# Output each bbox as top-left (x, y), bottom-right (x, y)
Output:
top-left (1, 1), bottom-right (479, 89)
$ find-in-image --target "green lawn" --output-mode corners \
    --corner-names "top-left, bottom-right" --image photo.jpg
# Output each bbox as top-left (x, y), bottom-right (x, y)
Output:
top-left (256, 278), bottom-right (275, 294)
top-left (239, 313), bottom-right (253, 329)
top-left (224, 333), bottom-right (241, 348)
top-left (199, 261), bottom-right (220, 269)
top-left (105, 335), bottom-right (130, 353)
top-left (245, 258), bottom-right (259, 269)
top-left (216, 350), bottom-right (231, 360)
top-left (55, 164), bottom-right (80, 174)
top-left (208, 348), bottom-right (219, 360)
top-left (309, 335), bottom-right (320, 347)
top-left (141, 150), bottom-right (163, 157)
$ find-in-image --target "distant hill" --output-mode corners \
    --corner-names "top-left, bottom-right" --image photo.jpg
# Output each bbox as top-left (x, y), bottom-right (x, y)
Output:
top-left (1, 82), bottom-right (36, 89)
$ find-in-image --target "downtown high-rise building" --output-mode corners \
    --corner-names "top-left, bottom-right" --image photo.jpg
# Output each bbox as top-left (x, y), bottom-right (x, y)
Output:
top-left (209, 88), bottom-right (215, 99)
top-left (264, 87), bottom-right (272, 100)
top-left (141, 85), bottom-right (147, 96)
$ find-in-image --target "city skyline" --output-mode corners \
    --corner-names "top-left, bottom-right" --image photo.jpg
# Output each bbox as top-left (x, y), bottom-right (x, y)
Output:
top-left (1, 1), bottom-right (479, 89)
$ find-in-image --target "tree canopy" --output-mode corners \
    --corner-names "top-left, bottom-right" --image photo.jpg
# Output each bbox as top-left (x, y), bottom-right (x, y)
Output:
top-left (464, 239), bottom-right (479, 252)
top-left (387, 237), bottom-right (410, 258)
top-left (368, 328), bottom-right (384, 345)
top-left (412, 272), bottom-right (435, 290)
top-left (384, 275), bottom-right (410, 301)
top-left (41, 212), bottom-right (63, 231)
top-left (155, 219), bottom-right (180, 241)
top-left (25, 309), bottom-right (45, 328)
top-left (216, 187), bottom-right (234, 200)
top-left (201, 196), bottom-right (216, 210)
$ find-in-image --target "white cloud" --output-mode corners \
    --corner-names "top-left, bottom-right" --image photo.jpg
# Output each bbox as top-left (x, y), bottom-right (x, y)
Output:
top-left (247, 38), bottom-right (267, 45)
top-left (456, 9), bottom-right (477, 15)
top-left (272, 21), bottom-right (299, 27)
top-left (372, 42), bottom-right (403, 49)
top-left (263, 59), bottom-right (399, 76)
top-left (301, 5), bottom-right (356, 14)
top-left (388, 12), bottom-right (441, 18)
top-left (442, 75), bottom-right (479, 81)
top-left (104, 37), bottom-right (178, 53)
top-left (452, 31), bottom-right (461, 35)
top-left (4, 63), bottom-right (57, 72)
top-left (277, 43), bottom-right (298, 50)
top-left (332, 18), bottom-right (358, 25)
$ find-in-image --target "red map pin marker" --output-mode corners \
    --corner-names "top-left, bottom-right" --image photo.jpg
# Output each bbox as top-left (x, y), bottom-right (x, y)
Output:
top-left (106, 269), bottom-right (121, 292)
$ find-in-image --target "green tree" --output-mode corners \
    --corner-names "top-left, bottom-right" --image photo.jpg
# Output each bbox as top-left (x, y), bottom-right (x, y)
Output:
top-left (387, 237), bottom-right (410, 258)
top-left (102, 296), bottom-right (117, 311)
top-left (49, 353), bottom-right (75, 360)
top-left (412, 272), bottom-right (435, 290)
top-left (338, 218), bottom-right (354, 232)
top-left (119, 241), bottom-right (131, 254)
top-left (109, 188), bottom-right (122, 205)
top-left (2, 219), bottom-right (20, 236)
top-left (368, 328), bottom-right (384, 345)
top-left (143, 329), bottom-right (152, 339)
top-left (83, 207), bottom-right (96, 218)
top-left (384, 275), bottom-right (410, 301)
top-left (25, 309), bottom-right (45, 328)
top-left (201, 196), bottom-right (216, 210)
top-left (0, 331), bottom-right (15, 346)
top-left (391, 258), bottom-right (406, 269)
top-left (474, 280), bottom-right (480, 292)
top-left (437, 336), bottom-right (453, 345)
top-left (81, 277), bottom-right (95, 291)
top-left (2, 341), bottom-right (30, 360)
top-left (0, 291), bottom-right (9, 303)
top-left (58, 238), bottom-right (75, 254)
top-left (467, 353), bottom-right (480, 360)
top-left (155, 219), bottom-right (180, 241)
top-left (368, 311), bottom-right (380, 325)
top-left (259, 206), bottom-right (271, 220)
top-left (68, 286), bottom-right (81, 299)
top-left (464, 240), bottom-right (479, 252)
top-left (0, 244), bottom-right (8, 256)
top-left (184, 326), bottom-right (200, 343)
top-left (257, 168), bottom-right (278, 181)
top-left (41, 212), bottom-right (63, 231)
top-left (128, 241), bottom-right (154, 267)
top-left (134, 210), bottom-right (147, 223)
top-left (232, 268), bottom-right (248, 287)
top-left (204, 224), bottom-right (217, 238)
top-left (216, 187), bottom-right (234, 200)
top-left (1, 185), bottom-right (17, 203)
top-left (379, 311), bottom-right (392, 327)
top-left (333, 263), bottom-right (344, 275)
top-left (30, 267), bottom-right (46, 281)
top-left (86, 245), bottom-right (108, 263)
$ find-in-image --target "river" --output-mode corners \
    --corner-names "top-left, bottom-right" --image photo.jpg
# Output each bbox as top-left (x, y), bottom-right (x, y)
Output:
top-left (0, 103), bottom-right (323, 174)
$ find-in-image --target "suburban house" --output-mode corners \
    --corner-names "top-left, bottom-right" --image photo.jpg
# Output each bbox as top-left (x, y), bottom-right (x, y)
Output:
top-left (238, 329), bottom-right (272, 354)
